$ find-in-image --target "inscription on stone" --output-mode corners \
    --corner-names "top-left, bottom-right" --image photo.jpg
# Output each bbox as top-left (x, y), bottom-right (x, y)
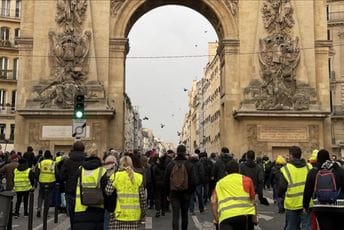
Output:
top-left (258, 126), bottom-right (308, 141)
top-left (42, 126), bottom-right (90, 139)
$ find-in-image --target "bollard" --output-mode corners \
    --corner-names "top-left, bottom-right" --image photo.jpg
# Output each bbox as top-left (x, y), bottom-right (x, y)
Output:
top-left (54, 183), bottom-right (59, 224)
top-left (28, 190), bottom-right (34, 230)
top-left (7, 199), bottom-right (13, 230)
top-left (42, 186), bottom-right (49, 230)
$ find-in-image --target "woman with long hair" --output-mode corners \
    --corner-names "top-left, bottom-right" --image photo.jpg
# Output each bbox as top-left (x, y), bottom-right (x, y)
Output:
top-left (105, 156), bottom-right (146, 229)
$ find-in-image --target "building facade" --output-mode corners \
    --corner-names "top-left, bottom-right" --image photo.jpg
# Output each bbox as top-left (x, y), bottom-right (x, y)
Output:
top-left (0, 0), bottom-right (20, 151)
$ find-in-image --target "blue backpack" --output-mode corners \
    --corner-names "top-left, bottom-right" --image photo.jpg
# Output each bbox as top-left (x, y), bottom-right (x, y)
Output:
top-left (314, 169), bottom-right (339, 204)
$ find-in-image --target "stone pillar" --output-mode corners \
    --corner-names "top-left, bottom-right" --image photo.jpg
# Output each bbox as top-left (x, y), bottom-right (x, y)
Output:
top-left (338, 32), bottom-right (344, 77)
top-left (218, 39), bottom-right (241, 153)
top-left (107, 38), bottom-right (129, 151)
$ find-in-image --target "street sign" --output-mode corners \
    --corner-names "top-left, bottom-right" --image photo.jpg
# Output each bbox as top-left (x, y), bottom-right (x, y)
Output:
top-left (72, 119), bottom-right (86, 138)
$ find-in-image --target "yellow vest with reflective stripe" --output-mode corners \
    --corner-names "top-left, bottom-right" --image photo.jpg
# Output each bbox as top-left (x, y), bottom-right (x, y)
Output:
top-left (75, 167), bottom-right (106, 213)
top-left (113, 170), bottom-right (143, 221)
top-left (38, 159), bottom-right (56, 183)
top-left (55, 156), bottom-right (62, 164)
top-left (281, 163), bottom-right (312, 210)
top-left (14, 168), bottom-right (32, 192)
top-left (216, 173), bottom-right (256, 223)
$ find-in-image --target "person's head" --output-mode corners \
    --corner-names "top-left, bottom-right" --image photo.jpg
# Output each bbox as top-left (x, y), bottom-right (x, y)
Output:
top-left (190, 153), bottom-right (199, 160)
top-left (317, 149), bottom-right (330, 168)
top-left (246, 150), bottom-right (255, 160)
top-left (332, 154), bottom-right (337, 161)
top-left (194, 149), bottom-right (200, 155)
top-left (176, 145), bottom-right (186, 156)
top-left (210, 152), bottom-right (217, 158)
top-left (262, 155), bottom-right (269, 161)
top-left (308, 149), bottom-right (318, 165)
top-left (289, 146), bottom-right (302, 159)
top-left (44, 150), bottom-right (53, 159)
top-left (225, 160), bottom-right (239, 174)
top-left (27, 146), bottom-right (33, 152)
top-left (119, 155), bottom-right (133, 169)
top-left (56, 152), bottom-right (61, 157)
top-left (167, 149), bottom-right (175, 158)
top-left (104, 155), bottom-right (117, 171)
top-left (221, 147), bottom-right (230, 154)
top-left (38, 150), bottom-right (43, 156)
top-left (72, 141), bottom-right (85, 152)
top-left (275, 155), bottom-right (286, 165)
top-left (10, 154), bottom-right (18, 162)
top-left (18, 158), bottom-right (27, 166)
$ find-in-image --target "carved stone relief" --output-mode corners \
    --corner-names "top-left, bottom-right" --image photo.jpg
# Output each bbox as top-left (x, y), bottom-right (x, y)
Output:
top-left (223, 0), bottom-right (238, 16)
top-left (56, 0), bottom-right (88, 31)
top-left (241, 0), bottom-right (318, 111)
top-left (111, 0), bottom-right (126, 16)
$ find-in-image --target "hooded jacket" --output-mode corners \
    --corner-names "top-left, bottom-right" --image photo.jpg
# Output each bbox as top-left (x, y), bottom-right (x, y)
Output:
top-left (60, 150), bottom-right (85, 195)
top-left (211, 153), bottom-right (233, 182)
top-left (240, 159), bottom-right (264, 194)
top-left (277, 158), bottom-right (308, 198)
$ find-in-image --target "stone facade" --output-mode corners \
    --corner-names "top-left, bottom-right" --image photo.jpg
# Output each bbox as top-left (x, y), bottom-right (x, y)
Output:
top-left (14, 0), bottom-right (332, 157)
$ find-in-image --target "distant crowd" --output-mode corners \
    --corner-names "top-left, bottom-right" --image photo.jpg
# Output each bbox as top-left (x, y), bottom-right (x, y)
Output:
top-left (0, 144), bottom-right (344, 230)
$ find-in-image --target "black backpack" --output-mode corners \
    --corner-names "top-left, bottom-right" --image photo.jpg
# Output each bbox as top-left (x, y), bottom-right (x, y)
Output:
top-left (314, 169), bottom-right (339, 204)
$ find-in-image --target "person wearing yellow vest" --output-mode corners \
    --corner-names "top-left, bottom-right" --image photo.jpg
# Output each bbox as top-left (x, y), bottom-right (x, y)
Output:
top-left (211, 160), bottom-right (257, 230)
top-left (36, 150), bottom-right (56, 218)
top-left (278, 146), bottom-right (312, 230)
top-left (73, 155), bottom-right (106, 229)
top-left (13, 158), bottom-right (35, 218)
top-left (105, 155), bottom-right (146, 230)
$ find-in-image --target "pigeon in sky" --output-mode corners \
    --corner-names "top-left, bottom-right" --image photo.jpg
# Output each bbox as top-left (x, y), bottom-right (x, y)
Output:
top-left (183, 88), bottom-right (188, 92)
top-left (160, 123), bottom-right (165, 128)
top-left (143, 116), bottom-right (149, 120)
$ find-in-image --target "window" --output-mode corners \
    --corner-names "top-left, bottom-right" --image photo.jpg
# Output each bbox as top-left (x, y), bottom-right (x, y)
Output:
top-left (1, 0), bottom-right (10, 17)
top-left (0, 89), bottom-right (6, 108)
top-left (0, 124), bottom-right (5, 142)
top-left (0, 27), bottom-right (9, 41)
top-left (15, 0), bottom-right (21, 17)
top-left (0, 57), bottom-right (8, 78)
top-left (9, 124), bottom-right (14, 142)
top-left (11, 90), bottom-right (15, 110)
top-left (12, 58), bottom-right (18, 79)
top-left (14, 28), bottom-right (20, 46)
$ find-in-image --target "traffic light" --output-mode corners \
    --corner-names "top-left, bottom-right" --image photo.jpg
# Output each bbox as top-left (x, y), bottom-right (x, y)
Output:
top-left (74, 95), bottom-right (85, 119)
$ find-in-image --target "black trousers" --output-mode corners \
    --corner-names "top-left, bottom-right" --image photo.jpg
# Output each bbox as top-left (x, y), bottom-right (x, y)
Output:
top-left (315, 210), bottom-right (344, 230)
top-left (155, 185), bottom-right (167, 212)
top-left (170, 192), bottom-right (191, 230)
top-left (219, 215), bottom-right (254, 230)
top-left (15, 191), bottom-right (29, 214)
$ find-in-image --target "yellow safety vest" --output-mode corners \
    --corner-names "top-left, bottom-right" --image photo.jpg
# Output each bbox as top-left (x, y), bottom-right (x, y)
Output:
top-left (38, 159), bottom-right (56, 183)
top-left (75, 167), bottom-right (106, 213)
top-left (215, 173), bottom-right (256, 223)
top-left (14, 168), bottom-right (32, 192)
top-left (113, 170), bottom-right (143, 221)
top-left (55, 156), bottom-right (62, 164)
top-left (281, 163), bottom-right (312, 210)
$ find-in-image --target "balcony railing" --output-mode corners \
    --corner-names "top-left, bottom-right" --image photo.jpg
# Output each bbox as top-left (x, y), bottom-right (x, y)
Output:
top-left (0, 70), bottom-right (17, 80)
top-left (0, 8), bottom-right (21, 19)
top-left (329, 11), bottom-right (344, 22)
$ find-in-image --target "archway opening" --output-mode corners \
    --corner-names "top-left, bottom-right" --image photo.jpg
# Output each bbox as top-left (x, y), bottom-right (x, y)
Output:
top-left (125, 5), bottom-right (218, 150)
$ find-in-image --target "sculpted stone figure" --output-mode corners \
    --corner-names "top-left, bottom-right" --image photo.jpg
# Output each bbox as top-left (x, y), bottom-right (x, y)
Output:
top-left (111, 0), bottom-right (126, 16)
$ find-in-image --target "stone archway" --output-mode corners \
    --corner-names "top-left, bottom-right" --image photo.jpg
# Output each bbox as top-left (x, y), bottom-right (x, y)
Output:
top-left (15, 0), bottom-right (332, 156)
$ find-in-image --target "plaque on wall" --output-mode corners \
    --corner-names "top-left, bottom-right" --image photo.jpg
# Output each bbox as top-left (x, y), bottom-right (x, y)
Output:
top-left (42, 126), bottom-right (90, 139)
top-left (258, 126), bottom-right (308, 142)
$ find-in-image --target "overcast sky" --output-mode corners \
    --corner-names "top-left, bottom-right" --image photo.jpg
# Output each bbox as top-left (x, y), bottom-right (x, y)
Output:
top-left (125, 5), bottom-right (218, 146)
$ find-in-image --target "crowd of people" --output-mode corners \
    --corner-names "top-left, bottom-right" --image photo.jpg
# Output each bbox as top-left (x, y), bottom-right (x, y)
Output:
top-left (0, 143), bottom-right (344, 230)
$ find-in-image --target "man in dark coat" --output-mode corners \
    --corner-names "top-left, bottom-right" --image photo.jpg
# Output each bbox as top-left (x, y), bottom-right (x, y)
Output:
top-left (164, 145), bottom-right (196, 230)
top-left (240, 150), bottom-right (267, 205)
top-left (60, 141), bottom-right (86, 230)
top-left (211, 147), bottom-right (233, 183)
top-left (23, 146), bottom-right (35, 168)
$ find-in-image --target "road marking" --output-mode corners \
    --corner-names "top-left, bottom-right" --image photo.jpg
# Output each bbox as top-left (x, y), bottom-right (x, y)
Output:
top-left (52, 217), bottom-right (70, 230)
top-left (258, 214), bottom-right (274, 221)
top-left (145, 216), bottom-right (152, 229)
top-left (192, 215), bottom-right (202, 230)
top-left (32, 214), bottom-right (64, 230)
top-left (265, 197), bottom-right (275, 204)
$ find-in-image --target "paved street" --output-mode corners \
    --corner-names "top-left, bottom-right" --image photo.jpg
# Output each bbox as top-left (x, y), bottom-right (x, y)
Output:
top-left (11, 189), bottom-right (285, 229)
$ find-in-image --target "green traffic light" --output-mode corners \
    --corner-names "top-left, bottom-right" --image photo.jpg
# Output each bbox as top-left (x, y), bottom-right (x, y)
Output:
top-left (75, 111), bottom-right (84, 119)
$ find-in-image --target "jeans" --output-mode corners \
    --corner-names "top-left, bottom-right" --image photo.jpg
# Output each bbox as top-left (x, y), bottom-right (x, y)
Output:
top-left (285, 209), bottom-right (311, 230)
top-left (189, 185), bottom-right (204, 213)
top-left (103, 209), bottom-right (110, 230)
top-left (65, 193), bottom-right (76, 230)
top-left (170, 191), bottom-right (191, 230)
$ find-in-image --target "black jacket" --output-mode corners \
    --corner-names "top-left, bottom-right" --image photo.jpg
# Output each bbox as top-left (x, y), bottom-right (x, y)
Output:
top-left (23, 151), bottom-right (35, 168)
top-left (212, 153), bottom-right (233, 182)
top-left (60, 151), bottom-right (85, 195)
top-left (190, 158), bottom-right (206, 186)
top-left (152, 156), bottom-right (167, 188)
top-left (278, 158), bottom-right (308, 199)
top-left (240, 159), bottom-right (264, 195)
top-left (303, 161), bottom-right (344, 211)
top-left (164, 154), bottom-right (196, 195)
